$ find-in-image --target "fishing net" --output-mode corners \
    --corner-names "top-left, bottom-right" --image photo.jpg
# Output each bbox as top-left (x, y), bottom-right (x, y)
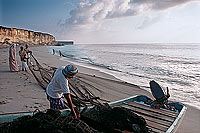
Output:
top-left (0, 108), bottom-right (151, 133)
top-left (0, 109), bottom-right (99, 133)
top-left (27, 54), bottom-right (103, 114)
top-left (0, 51), bottom-right (151, 133)
top-left (81, 106), bottom-right (150, 133)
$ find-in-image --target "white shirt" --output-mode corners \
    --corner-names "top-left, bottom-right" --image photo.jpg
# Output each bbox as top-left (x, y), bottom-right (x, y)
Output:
top-left (46, 66), bottom-right (70, 98)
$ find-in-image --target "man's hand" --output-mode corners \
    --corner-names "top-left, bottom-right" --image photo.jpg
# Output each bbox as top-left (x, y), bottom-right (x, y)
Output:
top-left (72, 111), bottom-right (77, 118)
top-left (64, 93), bottom-right (78, 118)
top-left (77, 113), bottom-right (80, 119)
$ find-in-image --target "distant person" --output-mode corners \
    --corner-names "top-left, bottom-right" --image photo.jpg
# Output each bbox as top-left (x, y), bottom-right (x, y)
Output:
top-left (52, 49), bottom-right (55, 55)
top-left (59, 50), bottom-right (62, 56)
top-left (9, 43), bottom-right (19, 72)
top-left (19, 46), bottom-right (28, 72)
top-left (46, 64), bottom-right (79, 118)
top-left (25, 44), bottom-right (32, 64)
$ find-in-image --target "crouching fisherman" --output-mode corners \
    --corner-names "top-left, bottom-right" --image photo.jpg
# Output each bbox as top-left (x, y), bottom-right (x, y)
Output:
top-left (46, 64), bottom-right (78, 118)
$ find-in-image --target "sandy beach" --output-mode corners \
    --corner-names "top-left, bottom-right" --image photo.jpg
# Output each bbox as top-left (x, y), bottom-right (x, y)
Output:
top-left (0, 45), bottom-right (200, 132)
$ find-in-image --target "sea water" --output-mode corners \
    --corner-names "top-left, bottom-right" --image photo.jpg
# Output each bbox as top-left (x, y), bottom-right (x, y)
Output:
top-left (49, 44), bottom-right (200, 109)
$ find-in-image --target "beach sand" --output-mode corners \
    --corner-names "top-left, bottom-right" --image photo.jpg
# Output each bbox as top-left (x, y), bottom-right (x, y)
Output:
top-left (0, 46), bottom-right (49, 113)
top-left (0, 46), bottom-right (200, 132)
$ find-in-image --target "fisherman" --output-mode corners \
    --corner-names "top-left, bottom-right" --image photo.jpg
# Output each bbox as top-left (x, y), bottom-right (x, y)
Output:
top-left (19, 46), bottom-right (28, 72)
top-left (24, 44), bottom-right (32, 65)
top-left (9, 43), bottom-right (19, 72)
top-left (25, 44), bottom-right (32, 54)
top-left (46, 64), bottom-right (79, 118)
top-left (59, 50), bottom-right (62, 56)
top-left (52, 49), bottom-right (55, 55)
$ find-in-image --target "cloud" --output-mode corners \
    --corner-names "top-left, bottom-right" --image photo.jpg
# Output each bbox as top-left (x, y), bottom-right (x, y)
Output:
top-left (58, 0), bottom-right (193, 42)
top-left (62, 0), bottom-right (192, 26)
top-left (136, 14), bottom-right (162, 29)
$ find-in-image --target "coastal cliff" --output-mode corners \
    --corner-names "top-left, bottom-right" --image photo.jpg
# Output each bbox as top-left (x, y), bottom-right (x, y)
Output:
top-left (0, 26), bottom-right (56, 46)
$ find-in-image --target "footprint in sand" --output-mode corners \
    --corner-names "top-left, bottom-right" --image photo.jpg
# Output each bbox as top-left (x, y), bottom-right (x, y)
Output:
top-left (19, 94), bottom-right (25, 97)
top-left (16, 85), bottom-right (21, 87)
top-left (0, 101), bottom-right (7, 105)
top-left (31, 97), bottom-right (38, 99)
top-left (0, 99), bottom-right (12, 105)
top-left (6, 97), bottom-right (13, 100)
top-left (34, 106), bottom-right (38, 108)
top-left (23, 104), bottom-right (28, 108)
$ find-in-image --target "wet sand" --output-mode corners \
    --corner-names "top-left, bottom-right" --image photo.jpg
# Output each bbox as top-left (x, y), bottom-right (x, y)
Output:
top-left (0, 46), bottom-right (200, 132)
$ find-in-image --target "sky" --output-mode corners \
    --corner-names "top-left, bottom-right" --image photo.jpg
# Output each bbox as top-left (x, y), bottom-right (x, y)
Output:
top-left (0, 0), bottom-right (200, 44)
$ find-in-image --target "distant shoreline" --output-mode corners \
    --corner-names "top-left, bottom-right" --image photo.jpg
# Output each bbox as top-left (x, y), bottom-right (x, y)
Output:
top-left (71, 42), bottom-right (200, 45)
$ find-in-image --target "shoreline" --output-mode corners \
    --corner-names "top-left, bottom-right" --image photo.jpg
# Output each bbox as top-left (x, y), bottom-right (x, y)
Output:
top-left (0, 45), bottom-right (200, 132)
top-left (49, 46), bottom-right (200, 110)
top-left (34, 46), bottom-right (200, 133)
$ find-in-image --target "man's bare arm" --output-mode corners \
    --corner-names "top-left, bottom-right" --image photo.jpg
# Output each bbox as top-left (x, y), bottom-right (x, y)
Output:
top-left (64, 93), bottom-right (77, 118)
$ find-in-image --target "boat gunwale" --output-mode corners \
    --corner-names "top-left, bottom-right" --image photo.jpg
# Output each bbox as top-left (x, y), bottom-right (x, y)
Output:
top-left (166, 105), bottom-right (187, 133)
top-left (0, 95), bottom-right (187, 133)
top-left (108, 95), bottom-right (187, 133)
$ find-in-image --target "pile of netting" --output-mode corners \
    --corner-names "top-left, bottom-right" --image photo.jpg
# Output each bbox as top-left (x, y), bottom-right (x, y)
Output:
top-left (0, 109), bottom-right (98, 133)
top-left (81, 106), bottom-right (150, 133)
top-left (0, 107), bottom-right (150, 133)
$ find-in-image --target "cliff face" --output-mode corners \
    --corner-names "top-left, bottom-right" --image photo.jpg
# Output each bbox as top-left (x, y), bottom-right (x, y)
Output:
top-left (0, 26), bottom-right (56, 46)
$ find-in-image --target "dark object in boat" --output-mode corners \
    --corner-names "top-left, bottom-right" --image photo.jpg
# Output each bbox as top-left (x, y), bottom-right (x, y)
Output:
top-left (149, 80), bottom-right (165, 100)
top-left (149, 80), bottom-right (175, 110)
top-left (81, 106), bottom-right (149, 133)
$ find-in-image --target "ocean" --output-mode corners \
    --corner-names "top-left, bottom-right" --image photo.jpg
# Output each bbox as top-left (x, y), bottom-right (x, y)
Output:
top-left (48, 44), bottom-right (200, 109)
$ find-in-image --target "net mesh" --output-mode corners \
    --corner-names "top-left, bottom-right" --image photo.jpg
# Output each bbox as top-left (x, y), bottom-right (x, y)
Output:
top-left (28, 54), bottom-right (103, 114)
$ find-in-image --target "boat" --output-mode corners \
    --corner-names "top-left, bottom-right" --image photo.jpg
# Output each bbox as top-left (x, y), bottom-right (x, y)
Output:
top-left (0, 95), bottom-right (186, 133)
top-left (107, 95), bottom-right (187, 133)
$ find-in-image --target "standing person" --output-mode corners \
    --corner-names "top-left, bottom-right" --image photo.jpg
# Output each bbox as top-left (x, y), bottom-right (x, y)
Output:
top-left (9, 43), bottom-right (19, 72)
top-left (19, 46), bottom-right (28, 72)
top-left (24, 44), bottom-right (32, 64)
top-left (46, 64), bottom-right (79, 118)
top-left (59, 50), bottom-right (62, 56)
